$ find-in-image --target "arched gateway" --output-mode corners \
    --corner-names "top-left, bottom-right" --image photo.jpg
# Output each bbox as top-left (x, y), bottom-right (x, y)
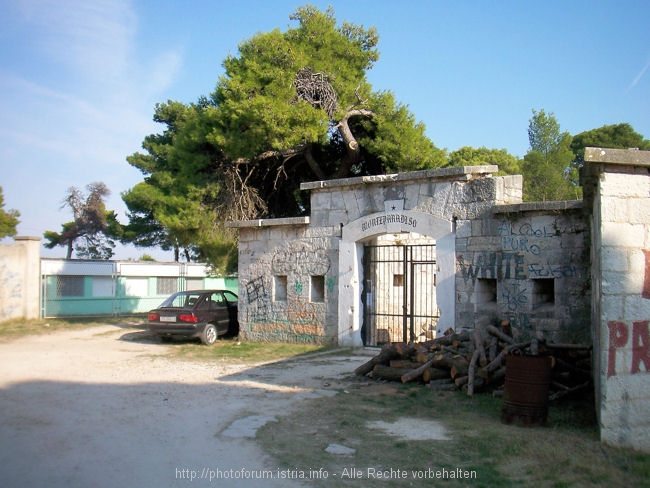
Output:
top-left (228, 165), bottom-right (562, 347)
top-left (338, 203), bottom-right (455, 346)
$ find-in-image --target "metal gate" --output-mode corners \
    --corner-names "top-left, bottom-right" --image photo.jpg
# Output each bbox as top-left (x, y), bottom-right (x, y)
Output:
top-left (362, 244), bottom-right (439, 346)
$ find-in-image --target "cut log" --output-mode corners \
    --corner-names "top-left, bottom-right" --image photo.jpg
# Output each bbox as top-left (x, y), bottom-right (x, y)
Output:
top-left (401, 358), bottom-right (436, 383)
top-left (413, 351), bottom-right (430, 364)
top-left (478, 350), bottom-right (506, 378)
top-left (428, 330), bottom-right (470, 347)
top-left (487, 336), bottom-right (498, 362)
top-left (486, 324), bottom-right (514, 344)
top-left (450, 363), bottom-right (469, 380)
top-left (372, 364), bottom-right (412, 382)
top-left (354, 343), bottom-right (406, 376)
top-left (393, 342), bottom-right (418, 357)
top-left (390, 359), bottom-right (424, 369)
top-left (473, 330), bottom-right (488, 367)
top-left (467, 348), bottom-right (481, 397)
top-left (422, 367), bottom-right (452, 383)
top-left (432, 353), bottom-right (469, 375)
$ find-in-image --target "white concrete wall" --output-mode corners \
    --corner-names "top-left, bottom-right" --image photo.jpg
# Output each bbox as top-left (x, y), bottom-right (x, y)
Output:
top-left (0, 236), bottom-right (41, 321)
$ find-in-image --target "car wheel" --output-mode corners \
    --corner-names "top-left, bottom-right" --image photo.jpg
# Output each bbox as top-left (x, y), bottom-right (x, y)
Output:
top-left (201, 324), bottom-right (218, 345)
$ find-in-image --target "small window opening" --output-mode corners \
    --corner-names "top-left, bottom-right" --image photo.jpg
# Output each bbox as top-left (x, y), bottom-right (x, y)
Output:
top-left (393, 274), bottom-right (404, 287)
top-left (274, 276), bottom-right (287, 302)
top-left (533, 279), bottom-right (555, 307)
top-left (476, 278), bottom-right (497, 304)
top-left (310, 275), bottom-right (325, 302)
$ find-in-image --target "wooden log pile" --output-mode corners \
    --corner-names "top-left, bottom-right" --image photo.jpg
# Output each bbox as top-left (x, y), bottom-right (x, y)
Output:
top-left (354, 322), bottom-right (592, 399)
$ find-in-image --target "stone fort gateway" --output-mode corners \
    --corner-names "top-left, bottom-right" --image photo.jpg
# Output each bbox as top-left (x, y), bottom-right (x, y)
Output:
top-left (228, 147), bottom-right (650, 452)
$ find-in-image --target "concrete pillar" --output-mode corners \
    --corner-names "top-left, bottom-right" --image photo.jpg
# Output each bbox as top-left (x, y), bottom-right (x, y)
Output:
top-left (0, 236), bottom-right (41, 321)
top-left (586, 147), bottom-right (650, 452)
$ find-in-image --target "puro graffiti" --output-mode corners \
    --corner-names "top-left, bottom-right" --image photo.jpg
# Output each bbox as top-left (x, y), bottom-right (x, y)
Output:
top-left (499, 220), bottom-right (558, 256)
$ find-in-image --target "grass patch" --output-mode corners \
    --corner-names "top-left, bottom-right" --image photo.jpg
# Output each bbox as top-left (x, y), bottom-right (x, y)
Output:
top-left (256, 378), bottom-right (650, 488)
top-left (167, 338), bottom-right (328, 364)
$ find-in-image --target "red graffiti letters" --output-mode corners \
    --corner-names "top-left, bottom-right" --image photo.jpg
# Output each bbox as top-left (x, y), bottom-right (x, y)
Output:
top-left (608, 320), bottom-right (650, 377)
top-left (632, 321), bottom-right (650, 374)
top-left (641, 249), bottom-right (650, 298)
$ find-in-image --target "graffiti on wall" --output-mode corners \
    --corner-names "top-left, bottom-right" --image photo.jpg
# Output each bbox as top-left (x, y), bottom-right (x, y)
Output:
top-left (458, 253), bottom-right (581, 284)
top-left (501, 283), bottom-right (528, 312)
top-left (498, 220), bottom-right (554, 256)
top-left (0, 257), bottom-right (23, 321)
top-left (242, 242), bottom-right (331, 339)
top-left (607, 250), bottom-right (650, 377)
top-left (641, 249), bottom-right (650, 299)
top-left (528, 261), bottom-right (579, 279)
top-left (457, 253), bottom-right (526, 283)
top-left (271, 243), bottom-right (331, 275)
top-left (608, 320), bottom-right (650, 377)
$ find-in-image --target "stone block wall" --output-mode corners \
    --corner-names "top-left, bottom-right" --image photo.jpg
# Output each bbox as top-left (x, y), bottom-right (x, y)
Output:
top-left (233, 217), bottom-right (340, 344)
top-left (586, 147), bottom-right (650, 452)
top-left (454, 203), bottom-right (591, 342)
top-left (305, 166), bottom-right (523, 228)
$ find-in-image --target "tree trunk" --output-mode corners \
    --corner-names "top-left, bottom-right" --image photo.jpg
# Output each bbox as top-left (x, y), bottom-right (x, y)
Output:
top-left (333, 108), bottom-right (372, 178)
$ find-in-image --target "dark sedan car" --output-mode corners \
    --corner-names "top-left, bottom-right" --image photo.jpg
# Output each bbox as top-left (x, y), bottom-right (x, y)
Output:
top-left (147, 290), bottom-right (239, 345)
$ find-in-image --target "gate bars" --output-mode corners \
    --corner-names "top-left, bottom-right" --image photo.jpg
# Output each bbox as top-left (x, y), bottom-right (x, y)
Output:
top-left (362, 244), bottom-right (439, 346)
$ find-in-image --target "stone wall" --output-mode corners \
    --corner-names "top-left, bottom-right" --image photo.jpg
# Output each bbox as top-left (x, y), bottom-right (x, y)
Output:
top-left (585, 147), bottom-right (650, 452)
top-left (231, 165), bottom-right (593, 346)
top-left (0, 236), bottom-right (41, 321)
top-left (456, 201), bottom-right (591, 342)
top-left (232, 217), bottom-right (340, 344)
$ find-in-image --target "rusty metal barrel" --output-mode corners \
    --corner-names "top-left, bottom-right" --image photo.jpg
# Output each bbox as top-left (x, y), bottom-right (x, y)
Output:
top-left (501, 354), bottom-right (552, 426)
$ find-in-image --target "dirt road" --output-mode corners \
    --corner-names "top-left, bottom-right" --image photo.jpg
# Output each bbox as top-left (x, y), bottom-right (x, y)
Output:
top-left (0, 324), bottom-right (372, 488)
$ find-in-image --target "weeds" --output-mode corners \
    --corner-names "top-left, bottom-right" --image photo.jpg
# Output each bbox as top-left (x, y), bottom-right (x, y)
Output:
top-left (256, 379), bottom-right (650, 488)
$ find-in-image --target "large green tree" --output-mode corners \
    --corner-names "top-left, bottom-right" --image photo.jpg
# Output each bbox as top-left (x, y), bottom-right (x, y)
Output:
top-left (448, 146), bottom-right (521, 175)
top-left (569, 123), bottom-right (650, 183)
top-left (124, 5), bottom-right (446, 269)
top-left (44, 182), bottom-right (116, 259)
top-left (0, 187), bottom-right (20, 238)
top-left (521, 109), bottom-right (579, 202)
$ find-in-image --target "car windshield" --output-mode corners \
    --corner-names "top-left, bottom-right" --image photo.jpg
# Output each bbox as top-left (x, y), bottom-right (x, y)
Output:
top-left (159, 292), bottom-right (204, 308)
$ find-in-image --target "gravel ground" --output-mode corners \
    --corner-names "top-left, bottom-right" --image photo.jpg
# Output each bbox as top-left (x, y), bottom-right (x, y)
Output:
top-left (0, 324), bottom-right (373, 488)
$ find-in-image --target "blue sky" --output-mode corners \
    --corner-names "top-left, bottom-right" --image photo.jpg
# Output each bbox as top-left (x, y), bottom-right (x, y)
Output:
top-left (1, 0), bottom-right (648, 260)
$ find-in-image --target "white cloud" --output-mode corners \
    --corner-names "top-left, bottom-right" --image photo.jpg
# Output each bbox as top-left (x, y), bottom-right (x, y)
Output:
top-left (626, 56), bottom-right (650, 93)
top-left (1, 0), bottom-right (182, 259)
top-left (13, 0), bottom-right (137, 84)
